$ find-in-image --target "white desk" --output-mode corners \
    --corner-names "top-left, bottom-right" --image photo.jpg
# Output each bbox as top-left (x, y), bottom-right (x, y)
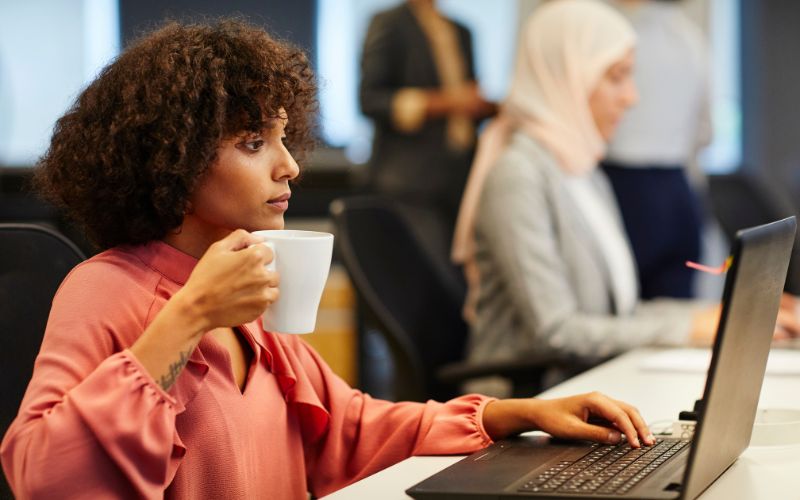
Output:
top-left (323, 348), bottom-right (800, 500)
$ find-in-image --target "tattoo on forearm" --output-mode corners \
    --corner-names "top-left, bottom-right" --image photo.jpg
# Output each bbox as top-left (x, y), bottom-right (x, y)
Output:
top-left (158, 349), bottom-right (192, 391)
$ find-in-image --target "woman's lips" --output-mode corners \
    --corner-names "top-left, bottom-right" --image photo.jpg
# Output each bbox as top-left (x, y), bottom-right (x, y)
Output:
top-left (267, 192), bottom-right (290, 212)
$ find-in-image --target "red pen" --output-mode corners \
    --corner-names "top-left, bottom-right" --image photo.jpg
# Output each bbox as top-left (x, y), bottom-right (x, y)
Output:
top-left (685, 256), bottom-right (733, 275)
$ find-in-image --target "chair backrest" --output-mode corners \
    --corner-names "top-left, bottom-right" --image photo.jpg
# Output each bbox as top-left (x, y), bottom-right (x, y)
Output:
top-left (0, 224), bottom-right (85, 438)
top-left (708, 173), bottom-right (800, 293)
top-left (394, 203), bottom-right (467, 308)
top-left (330, 196), bottom-right (468, 402)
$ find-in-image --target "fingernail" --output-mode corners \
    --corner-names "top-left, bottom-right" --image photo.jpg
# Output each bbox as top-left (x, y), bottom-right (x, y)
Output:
top-left (607, 431), bottom-right (621, 443)
top-left (646, 434), bottom-right (655, 445)
top-left (632, 436), bottom-right (640, 447)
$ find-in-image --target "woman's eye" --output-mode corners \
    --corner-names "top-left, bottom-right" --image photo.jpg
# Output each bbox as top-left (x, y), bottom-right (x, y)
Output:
top-left (243, 139), bottom-right (264, 152)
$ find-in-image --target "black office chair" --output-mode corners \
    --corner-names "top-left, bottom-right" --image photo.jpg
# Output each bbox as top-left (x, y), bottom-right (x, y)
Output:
top-left (392, 202), bottom-right (467, 307)
top-left (708, 172), bottom-right (800, 293)
top-left (330, 196), bottom-right (562, 402)
top-left (0, 224), bottom-right (85, 497)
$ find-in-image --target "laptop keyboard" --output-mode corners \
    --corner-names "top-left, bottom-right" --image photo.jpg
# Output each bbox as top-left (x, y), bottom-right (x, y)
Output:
top-left (518, 438), bottom-right (690, 495)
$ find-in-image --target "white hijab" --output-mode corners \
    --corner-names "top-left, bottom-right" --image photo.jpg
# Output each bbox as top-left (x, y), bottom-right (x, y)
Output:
top-left (452, 0), bottom-right (636, 264)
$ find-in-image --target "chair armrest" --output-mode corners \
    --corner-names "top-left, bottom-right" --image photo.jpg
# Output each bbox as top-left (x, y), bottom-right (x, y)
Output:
top-left (436, 354), bottom-right (607, 397)
top-left (435, 358), bottom-right (552, 386)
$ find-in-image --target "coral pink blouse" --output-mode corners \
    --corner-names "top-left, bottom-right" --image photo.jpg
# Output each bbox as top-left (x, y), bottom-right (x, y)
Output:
top-left (1, 241), bottom-right (494, 499)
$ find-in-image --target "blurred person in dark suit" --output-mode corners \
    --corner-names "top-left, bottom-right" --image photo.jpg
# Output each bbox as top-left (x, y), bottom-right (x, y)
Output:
top-left (359, 0), bottom-right (496, 237)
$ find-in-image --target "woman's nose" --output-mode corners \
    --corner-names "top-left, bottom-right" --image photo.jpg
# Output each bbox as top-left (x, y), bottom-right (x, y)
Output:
top-left (274, 146), bottom-right (300, 181)
top-left (624, 80), bottom-right (640, 108)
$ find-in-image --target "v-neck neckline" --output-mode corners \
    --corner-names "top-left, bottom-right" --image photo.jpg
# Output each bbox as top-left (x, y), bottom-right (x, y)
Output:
top-left (205, 326), bottom-right (259, 396)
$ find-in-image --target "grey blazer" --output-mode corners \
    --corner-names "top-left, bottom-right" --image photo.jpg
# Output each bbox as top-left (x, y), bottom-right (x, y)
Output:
top-left (469, 133), bottom-right (697, 366)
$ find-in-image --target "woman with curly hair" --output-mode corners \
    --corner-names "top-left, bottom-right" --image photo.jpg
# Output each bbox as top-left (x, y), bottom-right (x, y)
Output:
top-left (1, 20), bottom-right (653, 499)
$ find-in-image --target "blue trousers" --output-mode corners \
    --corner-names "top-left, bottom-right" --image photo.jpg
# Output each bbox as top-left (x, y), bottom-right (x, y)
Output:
top-left (601, 162), bottom-right (703, 299)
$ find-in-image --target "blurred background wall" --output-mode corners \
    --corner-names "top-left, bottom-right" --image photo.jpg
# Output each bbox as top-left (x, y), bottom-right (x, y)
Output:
top-left (3, 0), bottom-right (774, 208)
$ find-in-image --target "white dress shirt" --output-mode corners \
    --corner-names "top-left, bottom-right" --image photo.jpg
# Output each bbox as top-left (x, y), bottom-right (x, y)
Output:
top-left (606, 2), bottom-right (712, 166)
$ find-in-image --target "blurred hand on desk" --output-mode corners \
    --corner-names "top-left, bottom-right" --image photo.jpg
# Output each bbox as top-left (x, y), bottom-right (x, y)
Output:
top-left (775, 293), bottom-right (800, 340)
top-left (690, 293), bottom-right (800, 345)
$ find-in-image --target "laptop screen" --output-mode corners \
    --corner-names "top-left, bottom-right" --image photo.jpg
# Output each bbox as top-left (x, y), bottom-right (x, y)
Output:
top-left (682, 216), bottom-right (796, 499)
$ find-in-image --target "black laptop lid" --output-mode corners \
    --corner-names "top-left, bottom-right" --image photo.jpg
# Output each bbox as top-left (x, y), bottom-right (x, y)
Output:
top-left (682, 216), bottom-right (796, 499)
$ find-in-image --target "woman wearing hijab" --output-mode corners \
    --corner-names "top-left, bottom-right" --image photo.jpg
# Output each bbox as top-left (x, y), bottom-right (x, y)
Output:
top-left (450, 0), bottom-right (728, 396)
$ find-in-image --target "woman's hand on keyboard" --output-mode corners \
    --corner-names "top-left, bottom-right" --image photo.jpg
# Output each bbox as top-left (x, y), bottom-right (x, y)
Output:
top-left (482, 392), bottom-right (655, 447)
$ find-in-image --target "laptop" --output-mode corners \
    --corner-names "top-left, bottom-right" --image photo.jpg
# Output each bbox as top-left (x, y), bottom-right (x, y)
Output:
top-left (407, 216), bottom-right (797, 500)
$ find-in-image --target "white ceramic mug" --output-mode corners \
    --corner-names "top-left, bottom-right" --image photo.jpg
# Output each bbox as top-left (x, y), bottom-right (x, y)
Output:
top-left (253, 229), bottom-right (334, 334)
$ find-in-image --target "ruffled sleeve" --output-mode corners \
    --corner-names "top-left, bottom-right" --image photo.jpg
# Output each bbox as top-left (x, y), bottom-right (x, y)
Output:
top-left (262, 333), bottom-right (495, 498)
top-left (1, 350), bottom-right (192, 498)
top-left (1, 255), bottom-right (205, 499)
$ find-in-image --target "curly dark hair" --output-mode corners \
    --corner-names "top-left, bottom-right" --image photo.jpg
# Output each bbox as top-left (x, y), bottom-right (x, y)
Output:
top-left (34, 19), bottom-right (318, 250)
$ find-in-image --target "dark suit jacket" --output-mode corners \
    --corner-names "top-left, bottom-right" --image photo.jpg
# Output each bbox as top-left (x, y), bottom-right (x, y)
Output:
top-left (359, 3), bottom-right (478, 222)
